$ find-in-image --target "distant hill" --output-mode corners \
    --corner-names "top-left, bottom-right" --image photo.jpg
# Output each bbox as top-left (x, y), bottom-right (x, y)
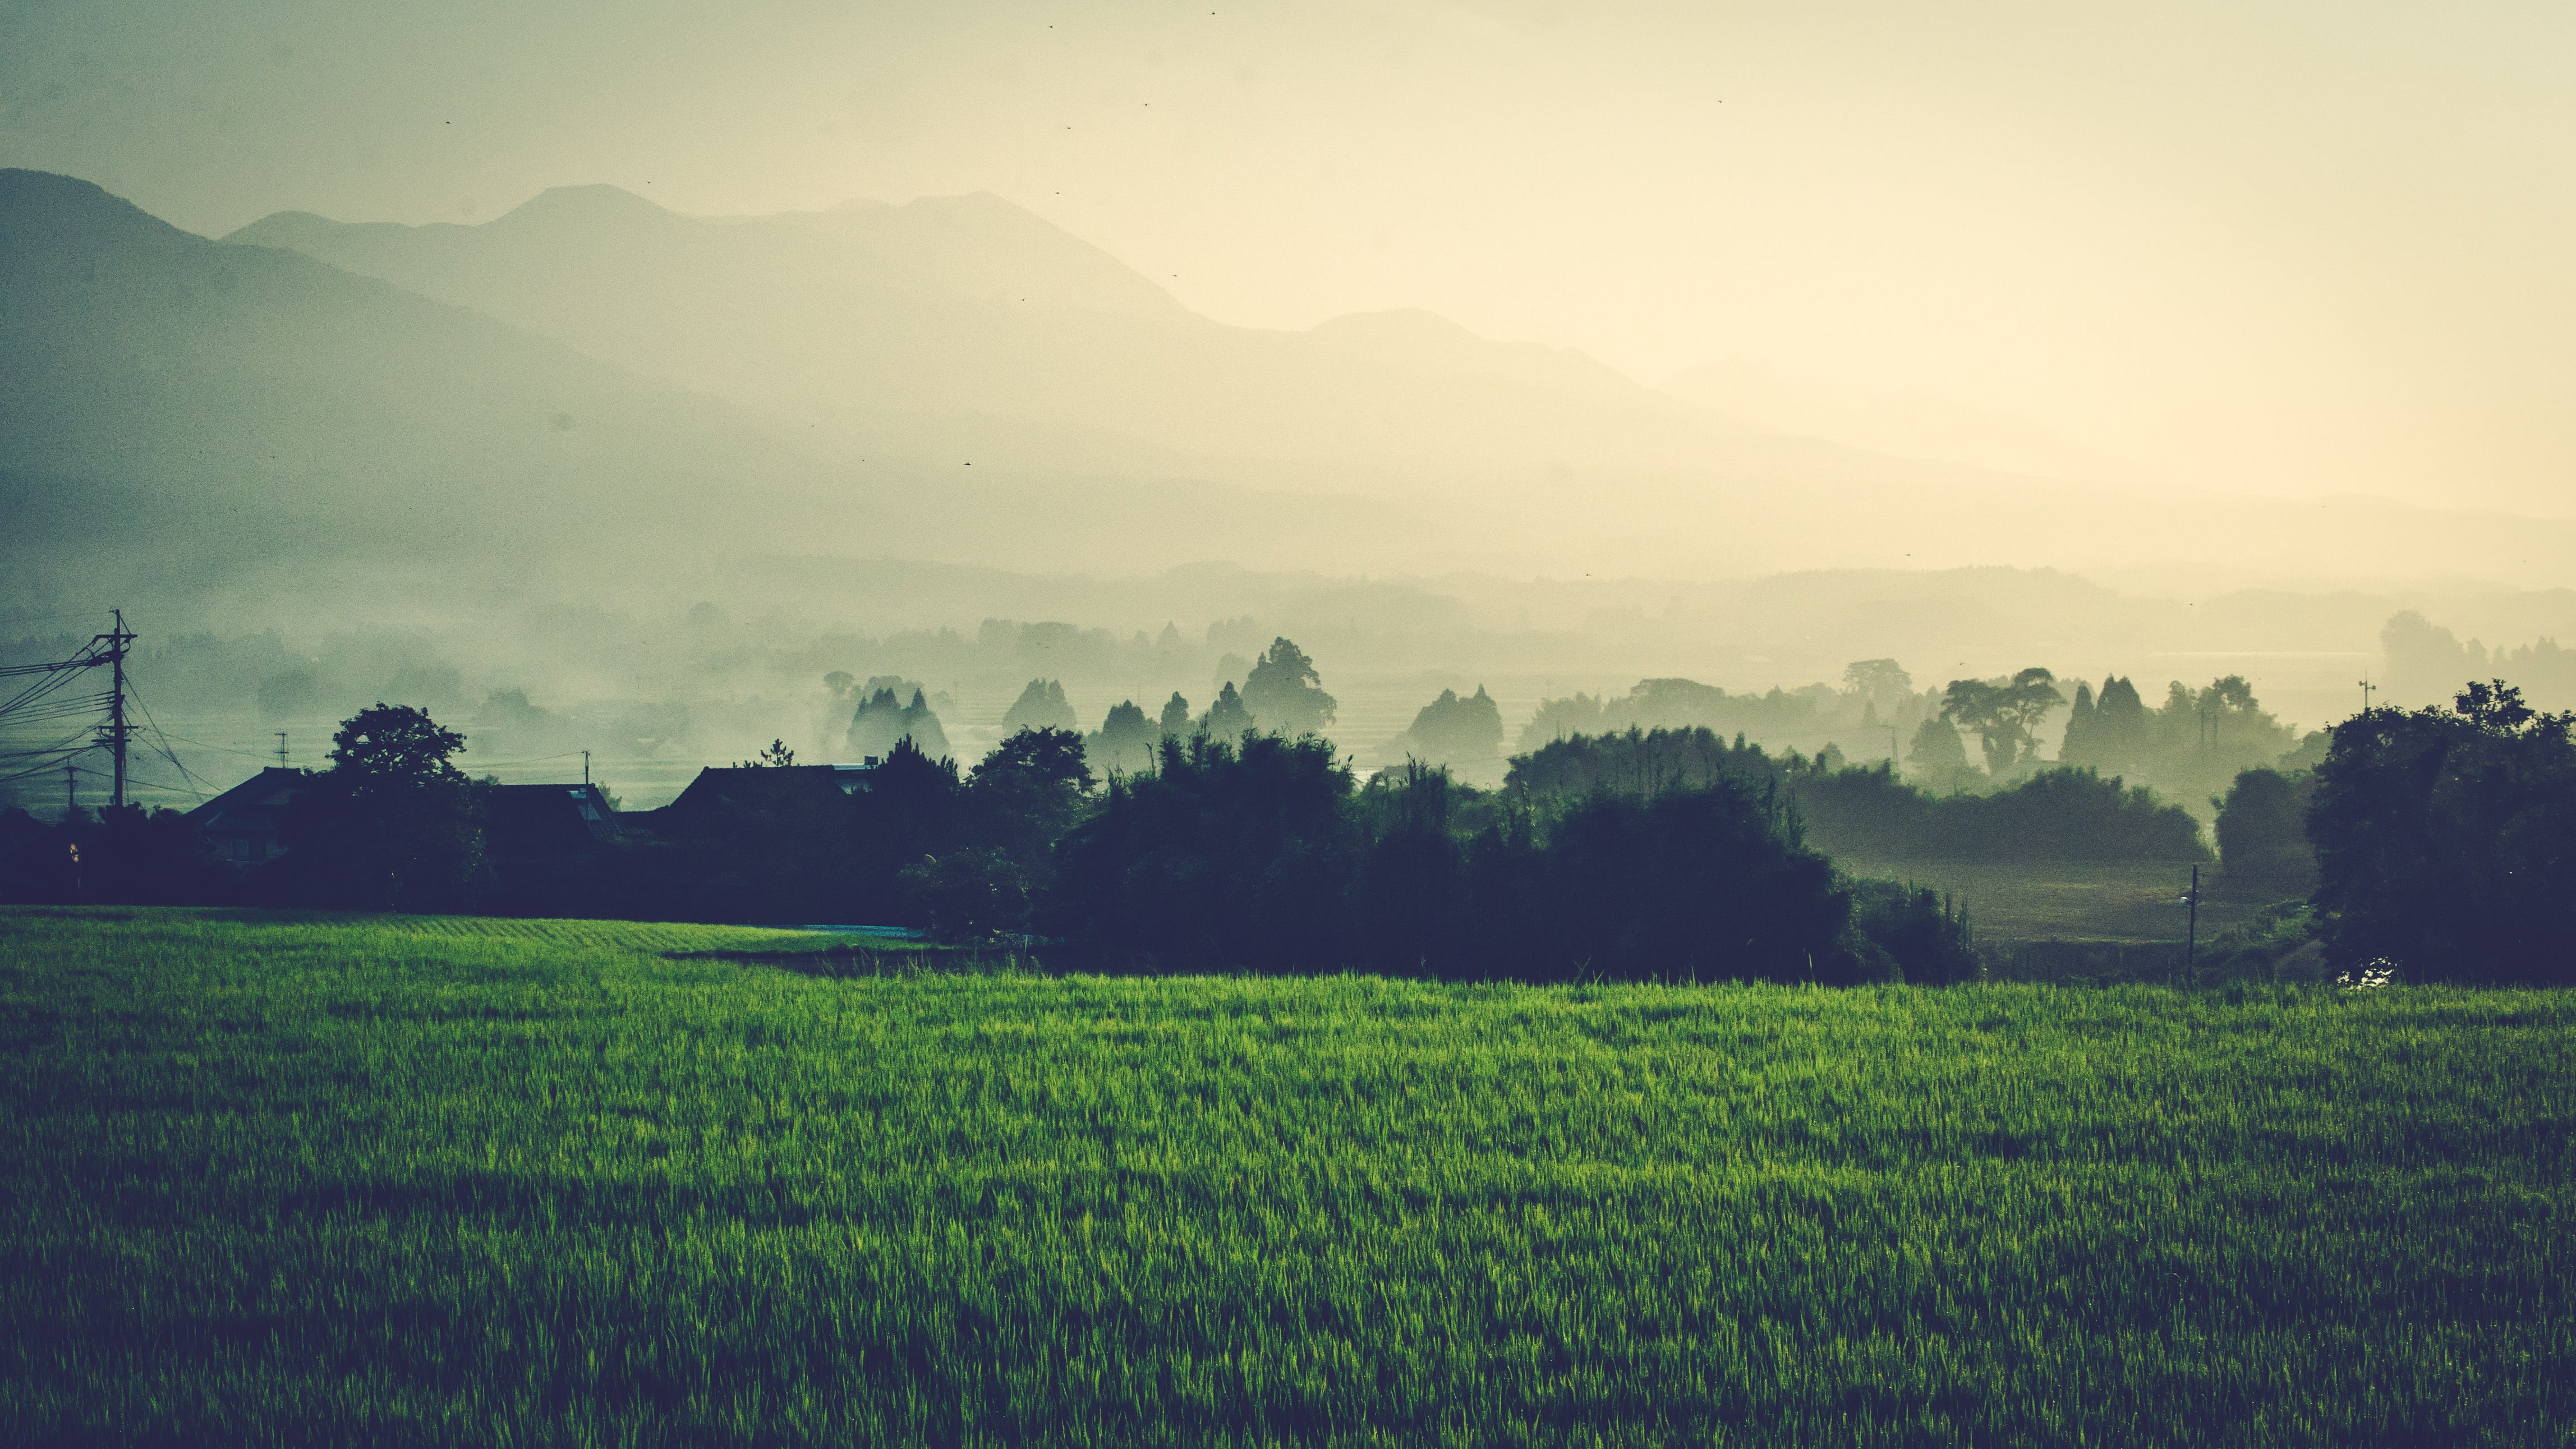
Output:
top-left (7, 168), bottom-right (2572, 621)
top-left (217, 181), bottom-right (2576, 588)
top-left (0, 169), bottom-right (870, 614)
top-left (223, 183), bottom-right (1844, 482)
top-left (0, 171), bottom-right (1403, 620)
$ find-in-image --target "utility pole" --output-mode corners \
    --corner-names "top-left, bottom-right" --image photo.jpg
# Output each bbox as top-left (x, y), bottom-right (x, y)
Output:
top-left (65, 762), bottom-right (77, 817)
top-left (94, 609), bottom-right (134, 809)
top-left (275, 732), bottom-right (289, 767)
top-left (582, 749), bottom-right (591, 786)
top-left (2358, 678), bottom-right (2376, 714)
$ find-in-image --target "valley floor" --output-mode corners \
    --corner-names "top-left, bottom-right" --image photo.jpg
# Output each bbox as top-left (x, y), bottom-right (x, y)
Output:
top-left (2, 907), bottom-right (2569, 1446)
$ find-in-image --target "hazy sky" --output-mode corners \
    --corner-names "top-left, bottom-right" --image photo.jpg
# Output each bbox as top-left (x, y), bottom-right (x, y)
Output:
top-left (7, 1), bottom-right (2572, 513)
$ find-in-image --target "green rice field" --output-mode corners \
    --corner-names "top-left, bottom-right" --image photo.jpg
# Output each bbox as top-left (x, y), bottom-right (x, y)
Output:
top-left (3, 907), bottom-right (2572, 1446)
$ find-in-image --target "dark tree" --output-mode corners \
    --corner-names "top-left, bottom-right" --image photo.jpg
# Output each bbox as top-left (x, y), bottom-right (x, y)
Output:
top-left (899, 847), bottom-right (1031, 943)
top-left (1847, 880), bottom-right (1979, 985)
top-left (1480, 783), bottom-right (1855, 984)
top-left (1087, 700), bottom-right (1160, 777)
top-left (1509, 725), bottom-right (1781, 802)
top-left (2215, 767), bottom-right (2316, 895)
top-left (1793, 761), bottom-right (2205, 864)
top-left (1355, 762), bottom-right (1469, 973)
top-left (1047, 732), bottom-right (1363, 969)
top-left (2308, 680), bottom-right (2576, 983)
top-left (2, 805), bottom-right (231, 906)
top-left (969, 726), bottom-right (1093, 868)
top-left (1157, 692), bottom-right (1193, 740)
top-left (280, 703), bottom-right (484, 910)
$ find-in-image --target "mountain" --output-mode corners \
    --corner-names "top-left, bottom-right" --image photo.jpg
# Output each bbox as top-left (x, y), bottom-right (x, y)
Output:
top-left (0, 171), bottom-right (1400, 622)
top-left (8, 169), bottom-right (2572, 619)
top-left (1, 171), bottom-right (857, 614)
top-left (224, 184), bottom-right (1838, 484)
top-left (217, 182), bottom-right (2576, 588)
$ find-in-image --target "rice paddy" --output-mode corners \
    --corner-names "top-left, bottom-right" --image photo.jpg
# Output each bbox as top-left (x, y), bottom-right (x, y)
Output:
top-left (2, 906), bottom-right (2570, 1446)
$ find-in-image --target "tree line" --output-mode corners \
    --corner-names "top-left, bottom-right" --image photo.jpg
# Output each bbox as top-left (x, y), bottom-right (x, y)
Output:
top-left (9, 634), bottom-right (2569, 987)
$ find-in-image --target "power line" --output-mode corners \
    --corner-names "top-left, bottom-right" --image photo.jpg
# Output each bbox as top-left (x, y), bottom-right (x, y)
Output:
top-left (0, 667), bottom-right (97, 720)
top-left (0, 613), bottom-right (137, 809)
top-left (0, 747), bottom-right (97, 788)
top-left (152, 731), bottom-right (292, 761)
top-left (123, 673), bottom-right (211, 803)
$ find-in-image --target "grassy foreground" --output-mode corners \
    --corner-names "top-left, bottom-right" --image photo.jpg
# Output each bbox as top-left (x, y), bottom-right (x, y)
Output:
top-left (2, 908), bottom-right (2572, 1447)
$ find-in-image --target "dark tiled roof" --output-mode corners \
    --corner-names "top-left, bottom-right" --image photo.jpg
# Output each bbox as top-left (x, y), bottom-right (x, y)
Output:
top-left (185, 767), bottom-right (306, 836)
top-left (666, 764), bottom-right (877, 818)
top-left (484, 783), bottom-right (622, 859)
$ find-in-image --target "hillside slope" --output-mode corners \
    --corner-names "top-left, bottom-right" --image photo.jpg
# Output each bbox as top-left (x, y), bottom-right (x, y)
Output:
top-left (226, 183), bottom-right (2576, 586)
top-left (0, 171), bottom-right (1418, 619)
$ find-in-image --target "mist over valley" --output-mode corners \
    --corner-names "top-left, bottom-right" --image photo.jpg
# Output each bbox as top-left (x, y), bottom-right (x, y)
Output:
top-left (8, 166), bottom-right (2573, 814)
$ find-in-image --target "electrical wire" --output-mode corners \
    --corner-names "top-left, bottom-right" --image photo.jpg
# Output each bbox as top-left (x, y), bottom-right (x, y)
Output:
top-left (0, 694), bottom-right (113, 731)
top-left (0, 643), bottom-right (106, 679)
top-left (0, 728), bottom-right (93, 758)
top-left (0, 747), bottom-right (96, 788)
top-left (123, 675), bottom-right (213, 803)
top-left (0, 669), bottom-right (91, 721)
top-left (0, 661), bottom-right (104, 719)
top-left (153, 732), bottom-right (289, 761)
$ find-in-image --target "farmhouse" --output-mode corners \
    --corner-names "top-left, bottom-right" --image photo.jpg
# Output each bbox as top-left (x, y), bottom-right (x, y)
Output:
top-left (184, 766), bottom-right (305, 864)
top-left (615, 763), bottom-right (880, 838)
top-left (482, 783), bottom-right (623, 863)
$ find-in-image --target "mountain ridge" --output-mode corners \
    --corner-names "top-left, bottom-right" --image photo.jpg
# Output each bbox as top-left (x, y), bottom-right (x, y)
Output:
top-left (10, 169), bottom-right (2575, 605)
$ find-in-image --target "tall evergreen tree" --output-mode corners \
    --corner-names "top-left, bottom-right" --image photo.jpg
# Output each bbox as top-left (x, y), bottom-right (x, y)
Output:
top-left (1087, 700), bottom-right (1159, 776)
top-left (2091, 675), bottom-right (2149, 765)
top-left (2059, 680), bottom-right (2099, 765)
top-left (1001, 678), bottom-right (1078, 734)
top-left (1200, 681), bottom-right (1254, 738)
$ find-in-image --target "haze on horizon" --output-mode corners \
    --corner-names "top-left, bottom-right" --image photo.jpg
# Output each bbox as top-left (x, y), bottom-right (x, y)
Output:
top-left (7, 0), bottom-right (2574, 516)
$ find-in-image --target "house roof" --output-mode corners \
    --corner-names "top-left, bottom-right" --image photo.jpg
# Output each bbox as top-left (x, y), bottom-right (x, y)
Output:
top-left (665, 763), bottom-right (878, 819)
top-left (484, 783), bottom-right (623, 859)
top-left (183, 767), bottom-right (306, 836)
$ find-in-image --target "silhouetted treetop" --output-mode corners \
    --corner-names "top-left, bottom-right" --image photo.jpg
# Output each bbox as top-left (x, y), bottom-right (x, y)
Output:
top-left (1241, 636), bottom-right (1336, 735)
